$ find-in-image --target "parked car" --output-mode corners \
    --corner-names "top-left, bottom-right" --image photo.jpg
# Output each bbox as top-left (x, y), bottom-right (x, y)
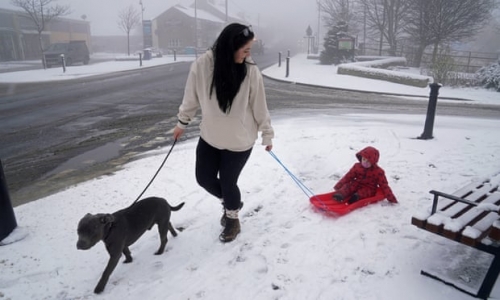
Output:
top-left (43, 40), bottom-right (90, 68)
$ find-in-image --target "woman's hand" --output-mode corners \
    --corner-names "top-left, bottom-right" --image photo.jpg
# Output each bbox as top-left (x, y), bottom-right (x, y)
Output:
top-left (173, 126), bottom-right (184, 141)
top-left (265, 145), bottom-right (273, 151)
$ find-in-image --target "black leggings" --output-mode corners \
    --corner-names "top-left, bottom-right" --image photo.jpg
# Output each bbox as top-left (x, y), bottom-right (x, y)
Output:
top-left (195, 138), bottom-right (252, 210)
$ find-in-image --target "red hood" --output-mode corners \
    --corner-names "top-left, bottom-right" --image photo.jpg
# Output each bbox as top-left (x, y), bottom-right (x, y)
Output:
top-left (356, 146), bottom-right (379, 165)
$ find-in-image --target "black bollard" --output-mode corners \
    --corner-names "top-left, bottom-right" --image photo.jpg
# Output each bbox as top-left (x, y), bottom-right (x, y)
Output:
top-left (418, 83), bottom-right (442, 140)
top-left (139, 53), bottom-right (143, 67)
top-left (0, 159), bottom-right (17, 242)
top-left (278, 52), bottom-right (282, 67)
top-left (61, 54), bottom-right (66, 73)
top-left (286, 57), bottom-right (290, 78)
top-left (174, 50), bottom-right (177, 61)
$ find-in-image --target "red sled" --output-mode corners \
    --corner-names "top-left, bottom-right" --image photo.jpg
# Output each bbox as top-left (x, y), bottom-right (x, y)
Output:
top-left (309, 188), bottom-right (385, 216)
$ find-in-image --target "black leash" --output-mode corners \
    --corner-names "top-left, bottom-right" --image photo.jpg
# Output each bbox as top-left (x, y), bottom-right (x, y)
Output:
top-left (132, 139), bottom-right (177, 205)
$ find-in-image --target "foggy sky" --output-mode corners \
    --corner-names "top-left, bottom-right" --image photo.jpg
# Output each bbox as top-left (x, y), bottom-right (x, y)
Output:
top-left (1, 0), bottom-right (320, 42)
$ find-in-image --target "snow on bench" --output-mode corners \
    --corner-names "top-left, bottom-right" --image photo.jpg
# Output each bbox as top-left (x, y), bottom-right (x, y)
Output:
top-left (412, 179), bottom-right (500, 247)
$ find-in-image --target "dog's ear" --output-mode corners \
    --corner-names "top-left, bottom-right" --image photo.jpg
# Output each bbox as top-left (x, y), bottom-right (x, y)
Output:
top-left (99, 214), bottom-right (114, 224)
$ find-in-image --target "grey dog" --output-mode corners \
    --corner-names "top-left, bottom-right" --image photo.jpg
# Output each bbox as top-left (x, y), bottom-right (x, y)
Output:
top-left (76, 197), bottom-right (185, 294)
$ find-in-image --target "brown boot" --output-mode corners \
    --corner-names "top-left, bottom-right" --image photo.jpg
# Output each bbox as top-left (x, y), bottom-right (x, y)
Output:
top-left (219, 218), bottom-right (240, 243)
top-left (219, 210), bottom-right (240, 243)
top-left (220, 202), bottom-right (244, 227)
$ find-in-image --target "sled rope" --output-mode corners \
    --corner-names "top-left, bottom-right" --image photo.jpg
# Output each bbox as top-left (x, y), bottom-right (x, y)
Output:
top-left (133, 139), bottom-right (177, 204)
top-left (268, 151), bottom-right (315, 198)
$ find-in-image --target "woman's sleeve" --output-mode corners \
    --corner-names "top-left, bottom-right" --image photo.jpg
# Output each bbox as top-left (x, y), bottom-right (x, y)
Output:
top-left (250, 68), bottom-right (274, 146)
top-left (177, 61), bottom-right (200, 129)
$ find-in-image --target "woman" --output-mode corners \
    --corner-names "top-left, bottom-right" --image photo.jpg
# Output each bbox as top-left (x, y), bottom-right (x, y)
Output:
top-left (173, 23), bottom-right (274, 243)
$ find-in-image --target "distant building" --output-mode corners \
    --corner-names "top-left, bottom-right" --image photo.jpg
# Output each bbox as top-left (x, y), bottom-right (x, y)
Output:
top-left (0, 8), bottom-right (91, 61)
top-left (152, 0), bottom-right (248, 53)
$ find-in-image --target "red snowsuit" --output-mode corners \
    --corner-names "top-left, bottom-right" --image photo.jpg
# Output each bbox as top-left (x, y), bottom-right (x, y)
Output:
top-left (333, 146), bottom-right (398, 203)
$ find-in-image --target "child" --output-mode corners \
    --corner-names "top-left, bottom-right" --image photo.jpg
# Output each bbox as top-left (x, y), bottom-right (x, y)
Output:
top-left (332, 146), bottom-right (398, 204)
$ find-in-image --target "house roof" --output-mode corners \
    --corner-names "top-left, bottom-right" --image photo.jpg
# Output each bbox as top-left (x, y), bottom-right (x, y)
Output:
top-left (152, 0), bottom-right (248, 25)
top-left (174, 4), bottom-right (225, 23)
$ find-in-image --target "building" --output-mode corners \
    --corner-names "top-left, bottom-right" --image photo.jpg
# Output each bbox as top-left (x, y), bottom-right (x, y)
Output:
top-left (152, 0), bottom-right (248, 54)
top-left (0, 8), bottom-right (91, 61)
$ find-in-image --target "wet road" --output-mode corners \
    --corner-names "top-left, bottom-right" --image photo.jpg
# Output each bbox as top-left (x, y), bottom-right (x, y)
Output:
top-left (1, 53), bottom-right (500, 207)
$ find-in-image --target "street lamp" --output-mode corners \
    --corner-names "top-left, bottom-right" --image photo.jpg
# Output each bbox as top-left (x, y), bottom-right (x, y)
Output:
top-left (316, 0), bottom-right (320, 53)
top-left (306, 25), bottom-right (313, 54)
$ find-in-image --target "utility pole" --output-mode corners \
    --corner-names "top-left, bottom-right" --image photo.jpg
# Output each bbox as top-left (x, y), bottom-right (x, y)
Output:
top-left (363, 3), bottom-right (366, 55)
top-left (139, 0), bottom-right (145, 49)
top-left (194, 0), bottom-right (198, 58)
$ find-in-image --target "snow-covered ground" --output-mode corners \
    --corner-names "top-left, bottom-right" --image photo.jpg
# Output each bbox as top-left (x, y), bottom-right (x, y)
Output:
top-left (1, 53), bottom-right (500, 300)
top-left (262, 54), bottom-right (499, 105)
top-left (0, 53), bottom-right (196, 83)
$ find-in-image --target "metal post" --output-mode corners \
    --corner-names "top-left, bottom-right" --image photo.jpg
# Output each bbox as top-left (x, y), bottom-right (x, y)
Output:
top-left (466, 52), bottom-right (471, 73)
top-left (0, 159), bottom-right (17, 242)
top-left (286, 56), bottom-right (290, 78)
top-left (139, 53), bottom-right (143, 67)
top-left (60, 54), bottom-right (66, 73)
top-left (174, 50), bottom-right (176, 61)
top-left (278, 52), bottom-right (282, 67)
top-left (418, 83), bottom-right (442, 140)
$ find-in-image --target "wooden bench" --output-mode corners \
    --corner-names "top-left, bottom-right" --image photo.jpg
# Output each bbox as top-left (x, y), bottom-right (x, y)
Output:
top-left (411, 178), bottom-right (500, 299)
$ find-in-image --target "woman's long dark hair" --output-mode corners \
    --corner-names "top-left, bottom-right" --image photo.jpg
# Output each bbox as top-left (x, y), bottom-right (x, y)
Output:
top-left (210, 23), bottom-right (254, 113)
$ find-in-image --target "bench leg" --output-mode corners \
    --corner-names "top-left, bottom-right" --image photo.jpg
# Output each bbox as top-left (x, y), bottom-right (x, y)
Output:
top-left (477, 253), bottom-right (500, 299)
top-left (420, 270), bottom-right (477, 298)
top-left (421, 252), bottom-right (500, 300)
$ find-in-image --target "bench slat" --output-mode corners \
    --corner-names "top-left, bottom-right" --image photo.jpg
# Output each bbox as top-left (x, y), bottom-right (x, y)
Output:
top-left (443, 191), bottom-right (500, 233)
top-left (410, 181), bottom-right (489, 228)
top-left (426, 184), bottom-right (495, 233)
top-left (413, 181), bottom-right (500, 248)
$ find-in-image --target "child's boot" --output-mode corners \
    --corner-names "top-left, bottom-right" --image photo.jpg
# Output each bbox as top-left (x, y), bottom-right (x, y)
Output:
top-left (348, 193), bottom-right (360, 204)
top-left (332, 193), bottom-right (344, 202)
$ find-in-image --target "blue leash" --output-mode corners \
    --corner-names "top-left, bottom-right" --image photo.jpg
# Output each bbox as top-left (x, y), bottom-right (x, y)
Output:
top-left (268, 151), bottom-right (331, 210)
top-left (268, 150), bottom-right (315, 198)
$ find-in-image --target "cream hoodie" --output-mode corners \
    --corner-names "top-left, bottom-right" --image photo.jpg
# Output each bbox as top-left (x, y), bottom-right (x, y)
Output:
top-left (177, 50), bottom-right (274, 152)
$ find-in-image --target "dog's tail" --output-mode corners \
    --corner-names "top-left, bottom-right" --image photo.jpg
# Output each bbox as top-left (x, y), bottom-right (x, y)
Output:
top-left (170, 202), bottom-right (185, 211)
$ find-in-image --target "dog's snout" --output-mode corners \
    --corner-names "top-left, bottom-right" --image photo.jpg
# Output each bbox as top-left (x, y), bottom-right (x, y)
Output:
top-left (77, 240), bottom-right (89, 250)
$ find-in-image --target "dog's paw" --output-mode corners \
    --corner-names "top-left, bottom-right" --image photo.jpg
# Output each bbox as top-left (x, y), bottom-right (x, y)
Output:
top-left (175, 226), bottom-right (186, 232)
top-left (94, 285), bottom-right (105, 294)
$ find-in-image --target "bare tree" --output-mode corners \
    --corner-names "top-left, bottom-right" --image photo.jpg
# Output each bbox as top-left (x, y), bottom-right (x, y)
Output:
top-left (118, 5), bottom-right (141, 56)
top-left (358, 0), bottom-right (411, 56)
top-left (406, 0), bottom-right (496, 67)
top-left (319, 0), bottom-right (361, 36)
top-left (10, 0), bottom-right (70, 68)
